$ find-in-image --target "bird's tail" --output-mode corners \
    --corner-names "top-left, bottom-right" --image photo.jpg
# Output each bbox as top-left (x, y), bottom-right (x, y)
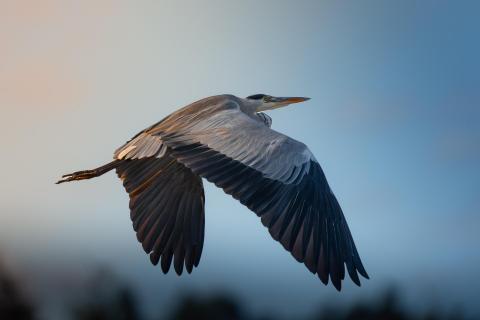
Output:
top-left (56, 160), bottom-right (121, 184)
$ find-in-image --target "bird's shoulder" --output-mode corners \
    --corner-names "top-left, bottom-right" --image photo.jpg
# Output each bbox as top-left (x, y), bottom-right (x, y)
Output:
top-left (145, 95), bottom-right (246, 133)
top-left (178, 94), bottom-right (241, 112)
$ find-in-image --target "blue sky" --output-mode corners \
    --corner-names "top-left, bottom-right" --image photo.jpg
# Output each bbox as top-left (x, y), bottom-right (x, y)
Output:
top-left (1, 1), bottom-right (479, 319)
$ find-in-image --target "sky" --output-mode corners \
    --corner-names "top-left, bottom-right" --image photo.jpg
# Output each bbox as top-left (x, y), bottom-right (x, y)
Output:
top-left (1, 0), bottom-right (479, 319)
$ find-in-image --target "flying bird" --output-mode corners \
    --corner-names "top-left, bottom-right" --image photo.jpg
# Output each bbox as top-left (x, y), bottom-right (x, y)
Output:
top-left (57, 94), bottom-right (368, 290)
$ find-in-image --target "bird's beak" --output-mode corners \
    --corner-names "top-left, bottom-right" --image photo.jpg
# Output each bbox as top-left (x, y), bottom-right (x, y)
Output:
top-left (271, 96), bottom-right (310, 109)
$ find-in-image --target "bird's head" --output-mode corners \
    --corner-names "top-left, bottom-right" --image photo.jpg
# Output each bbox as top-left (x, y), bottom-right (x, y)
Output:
top-left (246, 94), bottom-right (310, 112)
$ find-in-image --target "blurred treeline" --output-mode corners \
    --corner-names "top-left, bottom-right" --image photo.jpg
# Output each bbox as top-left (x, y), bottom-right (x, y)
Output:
top-left (0, 261), bottom-right (472, 320)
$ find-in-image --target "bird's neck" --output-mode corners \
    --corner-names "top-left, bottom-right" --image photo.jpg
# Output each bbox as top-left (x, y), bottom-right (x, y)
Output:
top-left (239, 98), bottom-right (263, 115)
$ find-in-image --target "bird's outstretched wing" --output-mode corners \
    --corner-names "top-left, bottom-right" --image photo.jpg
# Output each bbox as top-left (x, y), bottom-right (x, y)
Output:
top-left (152, 99), bottom-right (368, 290)
top-left (116, 153), bottom-right (205, 275)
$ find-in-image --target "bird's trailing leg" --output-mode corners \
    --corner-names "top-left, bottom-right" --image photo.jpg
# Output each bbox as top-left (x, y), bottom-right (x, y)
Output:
top-left (56, 160), bottom-right (120, 184)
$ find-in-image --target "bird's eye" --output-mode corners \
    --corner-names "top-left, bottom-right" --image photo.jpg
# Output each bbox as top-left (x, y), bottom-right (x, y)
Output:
top-left (263, 96), bottom-right (271, 103)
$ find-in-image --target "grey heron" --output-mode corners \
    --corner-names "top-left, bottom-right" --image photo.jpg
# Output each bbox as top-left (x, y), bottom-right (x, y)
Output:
top-left (57, 94), bottom-right (369, 290)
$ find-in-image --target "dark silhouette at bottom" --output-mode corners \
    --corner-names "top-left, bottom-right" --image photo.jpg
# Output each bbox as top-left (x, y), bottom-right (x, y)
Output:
top-left (0, 261), bottom-right (34, 320)
top-left (0, 261), bottom-right (472, 320)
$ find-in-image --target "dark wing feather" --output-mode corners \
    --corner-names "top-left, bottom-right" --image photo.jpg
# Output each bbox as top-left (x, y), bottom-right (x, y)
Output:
top-left (116, 154), bottom-right (205, 274)
top-left (148, 98), bottom-right (368, 290)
